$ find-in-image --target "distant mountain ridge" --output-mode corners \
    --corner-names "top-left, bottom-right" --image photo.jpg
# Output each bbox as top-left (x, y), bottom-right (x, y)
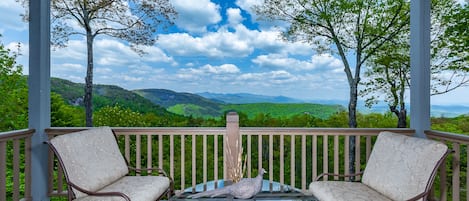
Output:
top-left (197, 92), bottom-right (304, 104)
top-left (134, 89), bottom-right (344, 118)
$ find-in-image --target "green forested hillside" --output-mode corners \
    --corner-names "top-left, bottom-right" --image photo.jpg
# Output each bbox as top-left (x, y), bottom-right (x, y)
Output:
top-left (134, 89), bottom-right (221, 107)
top-left (222, 103), bottom-right (345, 119)
top-left (51, 78), bottom-right (172, 116)
top-left (166, 102), bottom-right (345, 119)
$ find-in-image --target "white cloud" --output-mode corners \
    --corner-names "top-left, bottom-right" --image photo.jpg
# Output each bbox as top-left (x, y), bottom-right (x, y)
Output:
top-left (95, 67), bottom-right (113, 74)
top-left (252, 53), bottom-right (342, 71)
top-left (51, 63), bottom-right (86, 82)
top-left (238, 70), bottom-right (298, 84)
top-left (157, 24), bottom-right (312, 59)
top-left (178, 64), bottom-right (240, 77)
top-left (52, 40), bottom-right (87, 60)
top-left (235, 0), bottom-right (260, 21)
top-left (227, 8), bottom-right (244, 26)
top-left (170, 0), bottom-right (222, 33)
top-left (311, 54), bottom-right (344, 71)
top-left (252, 54), bottom-right (315, 71)
top-left (157, 31), bottom-right (253, 57)
top-left (128, 65), bottom-right (165, 76)
top-left (78, 38), bottom-right (175, 66)
top-left (0, 0), bottom-right (27, 32)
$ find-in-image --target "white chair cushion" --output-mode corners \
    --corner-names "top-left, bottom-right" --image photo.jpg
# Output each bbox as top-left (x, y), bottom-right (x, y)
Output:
top-left (74, 176), bottom-right (171, 201)
top-left (309, 181), bottom-right (392, 201)
top-left (50, 127), bottom-right (129, 198)
top-left (362, 131), bottom-right (448, 201)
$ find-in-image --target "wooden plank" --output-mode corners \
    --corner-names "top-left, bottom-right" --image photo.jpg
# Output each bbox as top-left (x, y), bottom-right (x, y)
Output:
top-left (269, 134), bottom-right (274, 192)
top-left (323, 135), bottom-right (328, 181)
top-left (312, 135), bottom-right (317, 181)
top-left (147, 135), bottom-right (152, 173)
top-left (366, 136), bottom-right (371, 162)
top-left (301, 135), bottom-right (306, 191)
top-left (344, 136), bottom-right (350, 177)
top-left (291, 135), bottom-right (295, 187)
top-left (334, 135), bottom-right (339, 180)
top-left (192, 134), bottom-right (196, 193)
top-left (47, 147), bottom-right (54, 194)
top-left (181, 135), bottom-right (185, 190)
top-left (136, 135), bottom-right (141, 176)
top-left (280, 135), bottom-right (284, 191)
top-left (125, 135), bottom-right (130, 163)
top-left (159, 135), bottom-right (163, 170)
top-left (203, 135), bottom-right (207, 191)
top-left (13, 140), bottom-right (20, 201)
top-left (25, 137), bottom-right (32, 199)
top-left (355, 136), bottom-right (361, 179)
top-left (214, 134), bottom-right (218, 189)
top-left (259, 135), bottom-right (263, 171)
top-left (439, 155), bottom-right (448, 201)
top-left (0, 142), bottom-right (6, 200)
top-left (170, 135), bottom-right (174, 178)
top-left (453, 143), bottom-right (460, 201)
top-left (247, 134), bottom-right (252, 178)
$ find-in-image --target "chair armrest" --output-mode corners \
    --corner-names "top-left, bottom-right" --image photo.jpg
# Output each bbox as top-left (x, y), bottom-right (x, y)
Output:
top-left (405, 191), bottom-right (428, 201)
top-left (68, 181), bottom-right (131, 201)
top-left (314, 172), bottom-right (363, 181)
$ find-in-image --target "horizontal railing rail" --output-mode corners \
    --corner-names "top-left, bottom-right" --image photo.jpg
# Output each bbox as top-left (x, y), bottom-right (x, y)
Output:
top-left (0, 129), bottom-right (34, 201)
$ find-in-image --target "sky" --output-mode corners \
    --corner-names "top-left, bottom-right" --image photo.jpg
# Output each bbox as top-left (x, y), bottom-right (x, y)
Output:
top-left (0, 0), bottom-right (468, 106)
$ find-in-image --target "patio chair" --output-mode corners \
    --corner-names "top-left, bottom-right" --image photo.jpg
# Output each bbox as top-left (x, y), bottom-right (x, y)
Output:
top-left (309, 131), bottom-right (450, 201)
top-left (46, 126), bottom-right (173, 201)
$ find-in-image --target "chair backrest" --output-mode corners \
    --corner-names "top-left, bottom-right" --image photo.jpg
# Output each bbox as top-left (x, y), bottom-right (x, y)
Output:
top-left (49, 127), bottom-right (129, 199)
top-left (362, 131), bottom-right (448, 201)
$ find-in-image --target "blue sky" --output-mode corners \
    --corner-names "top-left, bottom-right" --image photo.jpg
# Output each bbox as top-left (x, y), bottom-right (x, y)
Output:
top-left (0, 0), bottom-right (468, 106)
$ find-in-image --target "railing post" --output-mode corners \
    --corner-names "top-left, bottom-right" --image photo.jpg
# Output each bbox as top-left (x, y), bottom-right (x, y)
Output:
top-left (225, 112), bottom-right (240, 182)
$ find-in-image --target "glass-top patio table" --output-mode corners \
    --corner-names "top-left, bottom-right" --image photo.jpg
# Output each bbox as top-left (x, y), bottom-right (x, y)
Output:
top-left (169, 191), bottom-right (318, 201)
top-left (168, 180), bottom-right (318, 201)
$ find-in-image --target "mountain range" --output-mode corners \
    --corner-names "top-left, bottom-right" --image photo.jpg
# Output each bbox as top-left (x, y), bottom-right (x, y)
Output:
top-left (51, 77), bottom-right (469, 118)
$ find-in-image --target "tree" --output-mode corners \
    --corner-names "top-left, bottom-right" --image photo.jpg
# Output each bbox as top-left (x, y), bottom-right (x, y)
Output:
top-left (361, 0), bottom-right (469, 128)
top-left (18, 0), bottom-right (177, 126)
top-left (255, 0), bottom-right (409, 176)
top-left (51, 92), bottom-right (85, 127)
top-left (94, 104), bottom-right (148, 127)
top-left (0, 36), bottom-right (28, 131)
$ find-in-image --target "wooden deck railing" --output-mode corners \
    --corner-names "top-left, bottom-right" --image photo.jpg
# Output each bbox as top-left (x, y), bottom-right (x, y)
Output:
top-left (0, 129), bottom-right (34, 201)
top-left (44, 113), bottom-right (415, 197)
top-left (426, 130), bottom-right (469, 201)
top-left (3, 113), bottom-right (468, 201)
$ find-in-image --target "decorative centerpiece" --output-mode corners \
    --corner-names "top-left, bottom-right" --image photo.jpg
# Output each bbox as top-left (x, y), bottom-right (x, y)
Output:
top-left (188, 169), bottom-right (266, 199)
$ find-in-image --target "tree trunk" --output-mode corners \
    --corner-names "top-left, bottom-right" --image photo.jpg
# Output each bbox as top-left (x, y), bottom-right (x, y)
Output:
top-left (390, 105), bottom-right (407, 128)
top-left (397, 109), bottom-right (407, 128)
top-left (348, 83), bottom-right (358, 181)
top-left (84, 31), bottom-right (94, 127)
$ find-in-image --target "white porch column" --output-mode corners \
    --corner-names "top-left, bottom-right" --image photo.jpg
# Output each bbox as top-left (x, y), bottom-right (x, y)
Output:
top-left (410, 0), bottom-right (431, 138)
top-left (29, 0), bottom-right (51, 200)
